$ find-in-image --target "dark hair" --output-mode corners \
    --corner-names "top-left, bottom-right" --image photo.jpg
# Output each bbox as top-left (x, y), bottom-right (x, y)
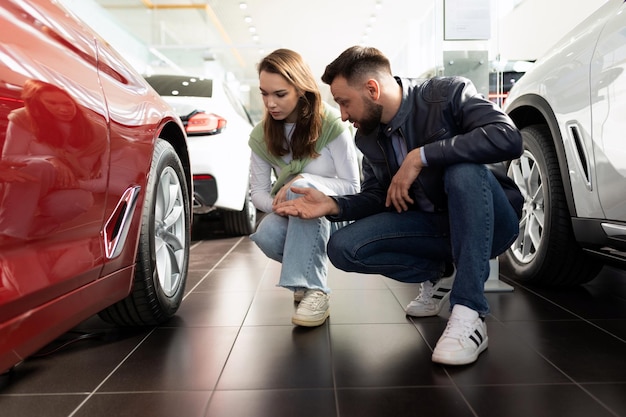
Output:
top-left (321, 46), bottom-right (392, 86)
top-left (257, 48), bottom-right (322, 159)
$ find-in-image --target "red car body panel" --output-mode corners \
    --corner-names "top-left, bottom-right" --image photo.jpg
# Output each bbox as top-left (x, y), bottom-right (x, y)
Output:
top-left (0, 0), bottom-right (190, 373)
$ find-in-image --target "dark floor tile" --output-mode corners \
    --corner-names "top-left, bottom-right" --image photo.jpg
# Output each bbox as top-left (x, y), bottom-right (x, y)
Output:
top-left (337, 387), bottom-right (474, 417)
top-left (583, 383), bottom-right (626, 416)
top-left (216, 325), bottom-right (333, 390)
top-left (0, 327), bottom-right (149, 394)
top-left (205, 389), bottom-right (337, 417)
top-left (461, 384), bottom-right (619, 417)
top-left (169, 291), bottom-right (254, 327)
top-left (504, 320), bottom-right (626, 382)
top-left (0, 394), bottom-right (86, 417)
top-left (590, 319), bottom-right (626, 340)
top-left (415, 319), bottom-right (570, 385)
top-left (504, 267), bottom-right (626, 320)
top-left (242, 289), bottom-right (299, 326)
top-left (326, 266), bottom-right (389, 290)
top-left (192, 266), bottom-right (263, 292)
top-left (73, 392), bottom-right (211, 417)
top-left (331, 323), bottom-right (450, 388)
top-left (100, 326), bottom-right (239, 391)
top-left (329, 289), bottom-right (410, 324)
top-left (485, 284), bottom-right (579, 322)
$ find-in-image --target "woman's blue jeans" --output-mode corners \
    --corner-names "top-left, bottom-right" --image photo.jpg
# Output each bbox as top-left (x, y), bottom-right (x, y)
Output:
top-left (327, 163), bottom-right (520, 316)
top-left (250, 178), bottom-right (346, 294)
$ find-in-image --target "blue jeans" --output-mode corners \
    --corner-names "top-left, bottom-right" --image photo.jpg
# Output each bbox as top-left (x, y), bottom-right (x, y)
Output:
top-left (327, 163), bottom-right (520, 316)
top-left (250, 178), bottom-right (346, 294)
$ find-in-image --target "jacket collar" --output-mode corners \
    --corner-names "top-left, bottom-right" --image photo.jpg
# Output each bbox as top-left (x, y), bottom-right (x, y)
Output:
top-left (381, 76), bottom-right (412, 138)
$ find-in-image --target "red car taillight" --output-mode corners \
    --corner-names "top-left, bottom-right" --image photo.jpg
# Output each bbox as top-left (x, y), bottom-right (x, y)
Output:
top-left (185, 111), bottom-right (227, 136)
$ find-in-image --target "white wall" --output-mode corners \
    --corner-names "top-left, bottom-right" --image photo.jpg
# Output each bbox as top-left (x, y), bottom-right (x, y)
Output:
top-left (496, 0), bottom-right (608, 61)
top-left (392, 0), bottom-right (609, 78)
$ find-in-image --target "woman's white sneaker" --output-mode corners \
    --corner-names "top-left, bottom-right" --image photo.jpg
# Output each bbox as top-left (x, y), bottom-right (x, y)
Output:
top-left (291, 290), bottom-right (330, 327)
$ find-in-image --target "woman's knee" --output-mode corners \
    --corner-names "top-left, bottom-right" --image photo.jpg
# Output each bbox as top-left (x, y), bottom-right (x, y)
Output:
top-left (285, 178), bottom-right (317, 201)
top-left (250, 214), bottom-right (286, 259)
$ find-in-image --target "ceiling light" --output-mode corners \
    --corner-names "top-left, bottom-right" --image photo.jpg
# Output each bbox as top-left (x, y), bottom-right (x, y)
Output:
top-left (244, 16), bottom-right (252, 23)
top-left (239, 2), bottom-right (247, 9)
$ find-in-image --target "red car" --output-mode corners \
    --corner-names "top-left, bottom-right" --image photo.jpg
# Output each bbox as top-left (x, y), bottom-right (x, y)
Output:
top-left (0, 0), bottom-right (193, 373)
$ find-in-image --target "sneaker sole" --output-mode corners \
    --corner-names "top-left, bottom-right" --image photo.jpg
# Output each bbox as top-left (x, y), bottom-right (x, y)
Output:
top-left (431, 337), bottom-right (488, 365)
top-left (291, 309), bottom-right (330, 327)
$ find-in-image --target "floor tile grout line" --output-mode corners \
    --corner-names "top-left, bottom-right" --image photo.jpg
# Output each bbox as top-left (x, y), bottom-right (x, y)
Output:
top-left (499, 275), bottom-right (626, 344)
top-left (66, 329), bottom-right (156, 417)
top-left (201, 244), bottom-right (276, 414)
top-left (65, 238), bottom-right (243, 416)
top-left (183, 237), bottom-right (246, 301)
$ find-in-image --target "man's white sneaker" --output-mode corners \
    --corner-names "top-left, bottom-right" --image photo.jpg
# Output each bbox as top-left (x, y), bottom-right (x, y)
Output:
top-left (431, 304), bottom-right (488, 365)
top-left (291, 290), bottom-right (330, 327)
top-left (405, 272), bottom-right (455, 317)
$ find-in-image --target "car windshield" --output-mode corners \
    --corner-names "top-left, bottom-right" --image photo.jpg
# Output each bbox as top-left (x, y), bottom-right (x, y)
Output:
top-left (144, 75), bottom-right (213, 98)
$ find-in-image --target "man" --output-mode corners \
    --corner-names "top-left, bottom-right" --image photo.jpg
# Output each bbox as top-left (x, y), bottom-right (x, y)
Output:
top-left (275, 46), bottom-right (523, 366)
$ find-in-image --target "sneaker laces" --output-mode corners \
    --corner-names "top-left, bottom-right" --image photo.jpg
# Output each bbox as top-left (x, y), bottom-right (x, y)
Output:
top-left (415, 281), bottom-right (435, 304)
top-left (299, 291), bottom-right (325, 309)
top-left (441, 316), bottom-right (474, 341)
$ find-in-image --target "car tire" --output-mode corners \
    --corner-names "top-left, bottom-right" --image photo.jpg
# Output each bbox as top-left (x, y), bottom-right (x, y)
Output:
top-left (502, 125), bottom-right (602, 286)
top-left (222, 185), bottom-right (257, 236)
top-left (99, 139), bottom-right (191, 325)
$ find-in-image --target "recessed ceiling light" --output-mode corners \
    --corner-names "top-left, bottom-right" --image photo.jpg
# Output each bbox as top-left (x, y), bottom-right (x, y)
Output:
top-left (239, 2), bottom-right (247, 9)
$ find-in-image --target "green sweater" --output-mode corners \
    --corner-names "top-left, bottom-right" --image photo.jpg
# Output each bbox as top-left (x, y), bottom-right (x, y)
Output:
top-left (248, 104), bottom-right (346, 195)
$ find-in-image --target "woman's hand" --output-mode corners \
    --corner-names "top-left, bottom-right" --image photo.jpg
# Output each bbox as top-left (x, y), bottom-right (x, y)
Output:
top-left (272, 175), bottom-right (302, 208)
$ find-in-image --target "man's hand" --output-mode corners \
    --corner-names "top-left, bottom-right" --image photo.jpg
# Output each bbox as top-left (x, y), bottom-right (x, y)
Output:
top-left (273, 186), bottom-right (339, 219)
top-left (386, 148), bottom-right (423, 212)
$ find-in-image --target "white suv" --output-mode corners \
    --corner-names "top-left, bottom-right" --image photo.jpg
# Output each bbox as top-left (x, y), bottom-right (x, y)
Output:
top-left (502, 0), bottom-right (626, 286)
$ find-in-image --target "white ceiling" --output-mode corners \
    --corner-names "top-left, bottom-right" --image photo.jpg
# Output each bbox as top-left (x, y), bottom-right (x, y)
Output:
top-left (93, 0), bottom-right (429, 84)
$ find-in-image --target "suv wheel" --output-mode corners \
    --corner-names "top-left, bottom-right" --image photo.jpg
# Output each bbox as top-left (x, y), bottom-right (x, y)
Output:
top-left (503, 125), bottom-right (602, 286)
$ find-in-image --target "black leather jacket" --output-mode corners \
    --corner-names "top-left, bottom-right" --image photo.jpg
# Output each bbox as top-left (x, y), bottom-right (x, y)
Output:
top-left (331, 76), bottom-right (524, 221)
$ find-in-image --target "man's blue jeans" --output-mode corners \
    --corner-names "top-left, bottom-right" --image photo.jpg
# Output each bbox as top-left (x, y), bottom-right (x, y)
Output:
top-left (327, 163), bottom-right (520, 316)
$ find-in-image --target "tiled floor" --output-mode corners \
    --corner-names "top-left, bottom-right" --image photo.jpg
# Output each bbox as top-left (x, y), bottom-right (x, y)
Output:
top-left (1, 222), bottom-right (626, 417)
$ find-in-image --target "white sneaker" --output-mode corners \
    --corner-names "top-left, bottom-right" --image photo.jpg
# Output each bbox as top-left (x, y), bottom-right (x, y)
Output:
top-left (405, 271), bottom-right (455, 317)
top-left (431, 304), bottom-right (488, 365)
top-left (291, 290), bottom-right (330, 327)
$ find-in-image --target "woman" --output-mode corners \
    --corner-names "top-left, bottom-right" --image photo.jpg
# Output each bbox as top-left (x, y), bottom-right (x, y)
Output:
top-left (0, 79), bottom-right (107, 240)
top-left (248, 49), bottom-right (360, 327)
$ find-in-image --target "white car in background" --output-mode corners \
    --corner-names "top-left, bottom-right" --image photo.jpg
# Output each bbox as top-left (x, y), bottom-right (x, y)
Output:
top-left (144, 75), bottom-right (256, 236)
top-left (502, 0), bottom-right (626, 286)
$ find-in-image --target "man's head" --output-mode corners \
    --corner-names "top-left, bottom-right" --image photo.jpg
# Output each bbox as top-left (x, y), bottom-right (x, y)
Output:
top-left (322, 46), bottom-right (394, 134)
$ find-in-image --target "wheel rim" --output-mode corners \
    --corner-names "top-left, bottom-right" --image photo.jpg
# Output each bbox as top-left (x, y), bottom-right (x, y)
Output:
top-left (154, 166), bottom-right (187, 297)
top-left (508, 150), bottom-right (545, 264)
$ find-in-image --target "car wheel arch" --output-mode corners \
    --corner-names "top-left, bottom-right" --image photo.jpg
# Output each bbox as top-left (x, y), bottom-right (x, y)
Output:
top-left (507, 93), bottom-right (578, 218)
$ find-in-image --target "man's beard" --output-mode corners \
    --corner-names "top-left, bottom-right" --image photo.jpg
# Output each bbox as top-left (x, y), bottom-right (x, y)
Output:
top-left (357, 98), bottom-right (383, 135)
